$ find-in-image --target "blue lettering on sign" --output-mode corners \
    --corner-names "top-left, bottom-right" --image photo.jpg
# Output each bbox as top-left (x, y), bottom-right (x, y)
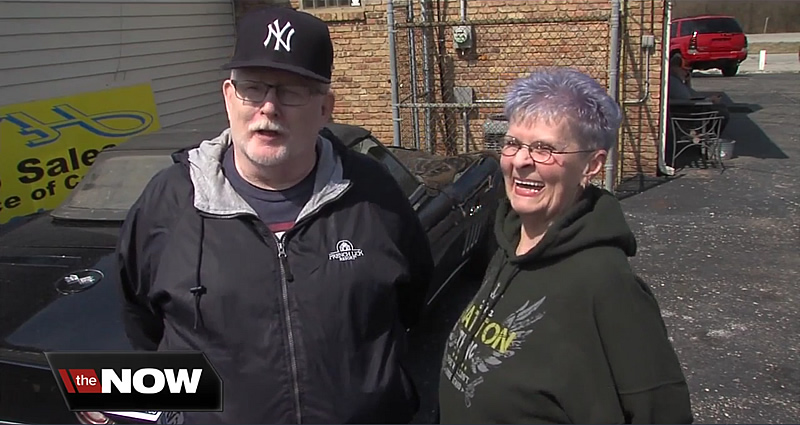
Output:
top-left (0, 104), bottom-right (154, 148)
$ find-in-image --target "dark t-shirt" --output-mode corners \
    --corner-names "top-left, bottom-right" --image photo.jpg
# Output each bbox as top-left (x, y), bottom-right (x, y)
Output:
top-left (222, 147), bottom-right (316, 236)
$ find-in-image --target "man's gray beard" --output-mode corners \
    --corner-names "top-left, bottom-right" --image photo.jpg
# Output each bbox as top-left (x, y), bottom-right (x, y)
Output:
top-left (243, 144), bottom-right (289, 167)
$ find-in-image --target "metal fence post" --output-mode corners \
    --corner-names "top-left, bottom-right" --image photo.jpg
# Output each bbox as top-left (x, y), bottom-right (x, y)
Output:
top-left (387, 0), bottom-right (401, 147)
top-left (420, 0), bottom-right (434, 153)
top-left (407, 1), bottom-right (421, 150)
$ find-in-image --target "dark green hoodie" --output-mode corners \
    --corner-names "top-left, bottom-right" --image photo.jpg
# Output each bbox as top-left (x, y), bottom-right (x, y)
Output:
top-left (438, 185), bottom-right (692, 424)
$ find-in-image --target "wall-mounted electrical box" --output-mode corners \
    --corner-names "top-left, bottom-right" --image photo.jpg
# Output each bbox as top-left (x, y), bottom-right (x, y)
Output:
top-left (453, 86), bottom-right (474, 105)
top-left (641, 35), bottom-right (656, 50)
top-left (453, 25), bottom-right (473, 50)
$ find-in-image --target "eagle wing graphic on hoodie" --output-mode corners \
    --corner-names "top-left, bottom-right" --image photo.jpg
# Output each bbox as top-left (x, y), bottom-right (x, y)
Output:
top-left (469, 296), bottom-right (546, 374)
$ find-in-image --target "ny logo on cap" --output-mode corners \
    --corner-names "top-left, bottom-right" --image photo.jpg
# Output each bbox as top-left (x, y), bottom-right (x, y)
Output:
top-left (264, 19), bottom-right (295, 52)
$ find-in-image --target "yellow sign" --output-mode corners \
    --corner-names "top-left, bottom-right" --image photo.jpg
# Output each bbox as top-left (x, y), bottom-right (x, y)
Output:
top-left (0, 83), bottom-right (161, 225)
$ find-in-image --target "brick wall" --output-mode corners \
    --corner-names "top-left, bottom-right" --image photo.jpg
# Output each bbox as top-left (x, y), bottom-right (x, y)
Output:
top-left (234, 0), bottom-right (665, 178)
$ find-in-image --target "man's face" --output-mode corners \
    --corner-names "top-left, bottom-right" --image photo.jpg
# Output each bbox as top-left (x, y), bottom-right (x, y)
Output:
top-left (222, 67), bottom-right (334, 168)
top-left (671, 63), bottom-right (689, 80)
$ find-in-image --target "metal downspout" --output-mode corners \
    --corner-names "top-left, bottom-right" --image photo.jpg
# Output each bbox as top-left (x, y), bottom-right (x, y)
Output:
top-left (605, 0), bottom-right (621, 191)
top-left (658, 0), bottom-right (675, 176)
top-left (388, 0), bottom-right (402, 147)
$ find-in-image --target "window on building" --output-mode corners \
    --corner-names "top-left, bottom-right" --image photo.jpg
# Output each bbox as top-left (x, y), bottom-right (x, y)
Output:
top-left (302, 0), bottom-right (360, 8)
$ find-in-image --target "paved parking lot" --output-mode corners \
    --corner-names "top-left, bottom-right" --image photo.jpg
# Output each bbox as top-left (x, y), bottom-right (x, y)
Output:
top-left (627, 72), bottom-right (799, 423)
top-left (407, 72), bottom-right (799, 424)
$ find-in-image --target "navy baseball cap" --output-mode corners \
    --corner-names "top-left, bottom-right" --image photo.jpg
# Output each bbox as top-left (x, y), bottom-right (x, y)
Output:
top-left (222, 7), bottom-right (334, 84)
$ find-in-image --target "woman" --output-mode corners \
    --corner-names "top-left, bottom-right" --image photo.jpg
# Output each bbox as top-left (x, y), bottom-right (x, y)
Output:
top-left (438, 68), bottom-right (693, 424)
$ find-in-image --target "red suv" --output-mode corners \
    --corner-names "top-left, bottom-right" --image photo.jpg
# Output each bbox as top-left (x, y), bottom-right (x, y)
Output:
top-left (670, 15), bottom-right (748, 76)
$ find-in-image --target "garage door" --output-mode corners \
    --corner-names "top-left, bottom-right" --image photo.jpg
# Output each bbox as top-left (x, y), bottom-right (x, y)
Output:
top-left (0, 0), bottom-right (235, 127)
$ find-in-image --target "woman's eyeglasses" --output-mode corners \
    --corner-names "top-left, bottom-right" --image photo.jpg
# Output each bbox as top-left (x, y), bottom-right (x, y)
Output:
top-left (500, 136), bottom-right (595, 163)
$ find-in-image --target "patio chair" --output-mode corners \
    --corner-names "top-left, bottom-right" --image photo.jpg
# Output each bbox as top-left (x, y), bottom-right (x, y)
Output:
top-left (669, 110), bottom-right (726, 170)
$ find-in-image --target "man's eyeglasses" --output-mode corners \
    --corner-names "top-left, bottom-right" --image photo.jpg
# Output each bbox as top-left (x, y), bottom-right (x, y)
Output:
top-left (230, 80), bottom-right (322, 106)
top-left (500, 135), bottom-right (595, 163)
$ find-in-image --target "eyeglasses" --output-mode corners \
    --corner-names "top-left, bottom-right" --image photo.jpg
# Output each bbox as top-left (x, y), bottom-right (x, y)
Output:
top-left (230, 80), bottom-right (322, 106)
top-left (500, 135), bottom-right (595, 163)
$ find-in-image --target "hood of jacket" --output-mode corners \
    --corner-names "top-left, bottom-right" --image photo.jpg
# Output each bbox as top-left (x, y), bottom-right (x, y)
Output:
top-left (495, 185), bottom-right (637, 264)
top-left (171, 128), bottom-right (350, 219)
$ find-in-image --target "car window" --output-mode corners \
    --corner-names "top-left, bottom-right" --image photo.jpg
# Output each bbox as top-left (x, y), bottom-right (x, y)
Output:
top-left (680, 18), bottom-right (743, 36)
top-left (671, 23), bottom-right (678, 38)
top-left (51, 152), bottom-right (174, 221)
top-left (350, 136), bottom-right (419, 198)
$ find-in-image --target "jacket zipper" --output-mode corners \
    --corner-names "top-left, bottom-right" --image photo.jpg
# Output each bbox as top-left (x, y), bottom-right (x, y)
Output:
top-left (277, 236), bottom-right (302, 424)
top-left (269, 182), bottom-right (352, 423)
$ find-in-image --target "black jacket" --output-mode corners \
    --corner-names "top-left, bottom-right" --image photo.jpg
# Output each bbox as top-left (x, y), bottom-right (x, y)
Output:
top-left (117, 129), bottom-right (434, 423)
top-left (438, 185), bottom-right (692, 424)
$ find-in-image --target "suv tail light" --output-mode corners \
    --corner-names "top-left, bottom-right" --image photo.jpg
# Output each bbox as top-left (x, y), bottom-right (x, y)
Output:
top-left (688, 31), bottom-right (698, 54)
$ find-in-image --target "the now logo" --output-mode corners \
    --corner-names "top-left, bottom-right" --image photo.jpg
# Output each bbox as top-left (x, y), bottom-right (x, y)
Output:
top-left (46, 352), bottom-right (222, 412)
top-left (58, 368), bottom-right (202, 394)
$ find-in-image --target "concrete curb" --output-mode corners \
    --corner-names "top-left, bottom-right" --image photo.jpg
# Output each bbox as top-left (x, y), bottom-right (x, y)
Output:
top-left (739, 69), bottom-right (800, 75)
top-left (693, 69), bottom-right (800, 77)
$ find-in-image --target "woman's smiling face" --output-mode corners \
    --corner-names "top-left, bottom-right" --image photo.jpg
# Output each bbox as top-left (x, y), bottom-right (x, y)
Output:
top-left (501, 118), bottom-right (604, 226)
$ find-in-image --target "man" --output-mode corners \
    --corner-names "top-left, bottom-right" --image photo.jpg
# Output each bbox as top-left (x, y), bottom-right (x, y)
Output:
top-left (117, 7), bottom-right (433, 424)
top-left (668, 54), bottom-right (730, 133)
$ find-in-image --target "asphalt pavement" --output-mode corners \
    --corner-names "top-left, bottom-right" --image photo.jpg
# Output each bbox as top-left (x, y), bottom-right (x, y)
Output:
top-left (625, 72), bottom-right (800, 423)
top-left (405, 72), bottom-right (799, 424)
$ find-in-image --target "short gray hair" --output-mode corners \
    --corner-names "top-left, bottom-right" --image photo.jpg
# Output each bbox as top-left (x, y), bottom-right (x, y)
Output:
top-left (503, 68), bottom-right (622, 151)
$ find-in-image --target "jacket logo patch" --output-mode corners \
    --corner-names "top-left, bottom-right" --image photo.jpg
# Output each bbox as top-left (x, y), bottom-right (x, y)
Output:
top-left (328, 240), bottom-right (364, 262)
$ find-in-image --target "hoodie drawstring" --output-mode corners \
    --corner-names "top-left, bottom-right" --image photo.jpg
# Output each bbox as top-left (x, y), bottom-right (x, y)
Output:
top-left (190, 217), bottom-right (207, 330)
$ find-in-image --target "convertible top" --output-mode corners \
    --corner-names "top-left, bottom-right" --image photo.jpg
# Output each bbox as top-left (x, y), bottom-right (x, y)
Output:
top-left (323, 123), bottom-right (372, 147)
top-left (104, 123), bottom-right (495, 191)
top-left (112, 127), bottom-right (223, 152)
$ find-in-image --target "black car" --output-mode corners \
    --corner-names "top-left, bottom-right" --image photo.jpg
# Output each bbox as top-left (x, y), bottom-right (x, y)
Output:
top-left (0, 123), bottom-right (503, 424)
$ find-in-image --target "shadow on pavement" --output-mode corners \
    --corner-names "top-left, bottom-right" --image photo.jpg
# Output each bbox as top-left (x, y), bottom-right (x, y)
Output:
top-left (692, 92), bottom-right (788, 160)
top-left (615, 174), bottom-right (679, 201)
top-left (723, 111), bottom-right (789, 160)
top-left (661, 93), bottom-right (787, 176)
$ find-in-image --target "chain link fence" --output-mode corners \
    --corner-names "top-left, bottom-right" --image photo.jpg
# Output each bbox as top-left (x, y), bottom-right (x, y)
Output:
top-left (390, 1), bottom-right (612, 157)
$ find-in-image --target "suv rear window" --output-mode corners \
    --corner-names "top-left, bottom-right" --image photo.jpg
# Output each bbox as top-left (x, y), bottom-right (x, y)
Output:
top-left (679, 18), bottom-right (743, 36)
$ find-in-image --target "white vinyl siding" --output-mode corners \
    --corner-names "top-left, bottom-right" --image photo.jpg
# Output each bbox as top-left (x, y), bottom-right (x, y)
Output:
top-left (0, 0), bottom-right (234, 128)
